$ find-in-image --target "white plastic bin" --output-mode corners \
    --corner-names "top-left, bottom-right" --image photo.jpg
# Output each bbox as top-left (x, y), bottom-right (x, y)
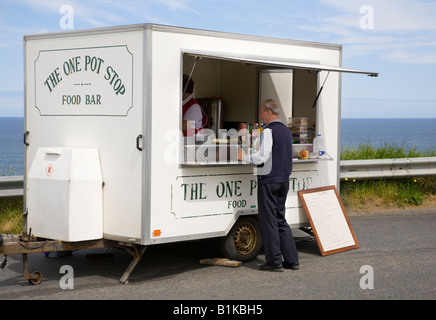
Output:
top-left (27, 148), bottom-right (103, 242)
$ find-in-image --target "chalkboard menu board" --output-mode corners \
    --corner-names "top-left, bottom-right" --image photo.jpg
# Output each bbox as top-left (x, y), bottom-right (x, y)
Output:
top-left (298, 186), bottom-right (359, 256)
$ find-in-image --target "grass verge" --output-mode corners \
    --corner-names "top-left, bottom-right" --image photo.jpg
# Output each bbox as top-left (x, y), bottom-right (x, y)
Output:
top-left (0, 197), bottom-right (23, 234)
top-left (340, 143), bottom-right (436, 211)
top-left (340, 177), bottom-right (436, 210)
top-left (340, 142), bottom-right (436, 159)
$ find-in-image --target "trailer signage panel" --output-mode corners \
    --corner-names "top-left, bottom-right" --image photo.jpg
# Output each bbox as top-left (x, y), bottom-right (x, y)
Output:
top-left (34, 45), bottom-right (133, 116)
top-left (171, 170), bottom-right (320, 219)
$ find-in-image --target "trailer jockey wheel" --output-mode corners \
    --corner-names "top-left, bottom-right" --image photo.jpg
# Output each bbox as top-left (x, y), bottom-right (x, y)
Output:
top-left (28, 271), bottom-right (42, 285)
top-left (219, 216), bottom-right (262, 262)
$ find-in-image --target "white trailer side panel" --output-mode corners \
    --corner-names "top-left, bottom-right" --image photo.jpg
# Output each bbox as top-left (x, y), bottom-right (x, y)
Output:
top-left (147, 27), bottom-right (342, 244)
top-left (24, 27), bottom-right (145, 243)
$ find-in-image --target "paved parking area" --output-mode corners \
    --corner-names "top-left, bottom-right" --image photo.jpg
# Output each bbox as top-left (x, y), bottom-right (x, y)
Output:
top-left (0, 210), bottom-right (435, 302)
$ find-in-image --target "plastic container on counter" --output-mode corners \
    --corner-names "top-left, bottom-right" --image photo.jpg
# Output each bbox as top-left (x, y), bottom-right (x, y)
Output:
top-left (288, 117), bottom-right (309, 144)
top-left (288, 117), bottom-right (308, 132)
top-left (313, 133), bottom-right (326, 157)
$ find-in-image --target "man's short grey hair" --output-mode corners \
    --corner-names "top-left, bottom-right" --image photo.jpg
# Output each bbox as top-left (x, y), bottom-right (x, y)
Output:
top-left (262, 99), bottom-right (280, 115)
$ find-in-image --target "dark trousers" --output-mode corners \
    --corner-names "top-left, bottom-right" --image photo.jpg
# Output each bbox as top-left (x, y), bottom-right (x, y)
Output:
top-left (257, 182), bottom-right (299, 266)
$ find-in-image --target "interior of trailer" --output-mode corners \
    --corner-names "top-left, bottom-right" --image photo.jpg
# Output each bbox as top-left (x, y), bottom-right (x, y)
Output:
top-left (182, 53), bottom-right (319, 165)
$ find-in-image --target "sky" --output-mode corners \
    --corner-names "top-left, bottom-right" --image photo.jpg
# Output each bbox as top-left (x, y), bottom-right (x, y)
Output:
top-left (0, 0), bottom-right (435, 118)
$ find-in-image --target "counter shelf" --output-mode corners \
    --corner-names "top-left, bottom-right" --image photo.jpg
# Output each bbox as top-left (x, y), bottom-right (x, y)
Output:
top-left (182, 144), bottom-right (333, 166)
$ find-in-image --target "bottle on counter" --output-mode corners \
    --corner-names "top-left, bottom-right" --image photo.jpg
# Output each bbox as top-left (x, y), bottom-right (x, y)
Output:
top-left (313, 133), bottom-right (325, 157)
top-left (251, 123), bottom-right (260, 152)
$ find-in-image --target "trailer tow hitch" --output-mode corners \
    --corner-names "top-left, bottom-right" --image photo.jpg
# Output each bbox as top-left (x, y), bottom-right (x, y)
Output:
top-left (22, 253), bottom-right (43, 285)
top-left (1, 232), bottom-right (147, 284)
top-left (0, 242), bottom-right (42, 285)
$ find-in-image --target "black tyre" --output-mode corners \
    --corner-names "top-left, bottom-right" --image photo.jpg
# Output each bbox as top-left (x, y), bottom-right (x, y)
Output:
top-left (219, 216), bottom-right (262, 262)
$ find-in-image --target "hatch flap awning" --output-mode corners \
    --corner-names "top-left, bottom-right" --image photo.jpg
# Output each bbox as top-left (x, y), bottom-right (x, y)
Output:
top-left (182, 49), bottom-right (379, 77)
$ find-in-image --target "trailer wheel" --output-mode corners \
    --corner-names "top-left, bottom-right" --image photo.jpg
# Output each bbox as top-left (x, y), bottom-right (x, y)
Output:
top-left (28, 271), bottom-right (42, 285)
top-left (219, 216), bottom-right (262, 262)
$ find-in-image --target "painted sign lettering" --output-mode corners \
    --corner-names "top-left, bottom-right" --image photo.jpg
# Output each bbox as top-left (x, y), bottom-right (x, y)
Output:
top-left (34, 45), bottom-right (133, 116)
top-left (171, 170), bottom-right (320, 219)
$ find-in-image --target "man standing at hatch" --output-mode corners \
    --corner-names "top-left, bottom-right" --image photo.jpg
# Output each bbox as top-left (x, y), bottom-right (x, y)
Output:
top-left (238, 99), bottom-right (299, 272)
top-left (182, 74), bottom-right (207, 139)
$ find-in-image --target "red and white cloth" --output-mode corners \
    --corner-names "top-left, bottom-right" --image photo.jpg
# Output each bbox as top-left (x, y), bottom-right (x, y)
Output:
top-left (182, 94), bottom-right (208, 137)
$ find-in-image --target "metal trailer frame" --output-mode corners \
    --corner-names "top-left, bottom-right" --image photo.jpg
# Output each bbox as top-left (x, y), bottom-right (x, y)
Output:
top-left (0, 232), bottom-right (147, 284)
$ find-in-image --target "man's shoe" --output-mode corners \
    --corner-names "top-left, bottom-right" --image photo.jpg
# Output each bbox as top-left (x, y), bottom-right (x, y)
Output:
top-left (283, 261), bottom-right (299, 270)
top-left (259, 263), bottom-right (283, 272)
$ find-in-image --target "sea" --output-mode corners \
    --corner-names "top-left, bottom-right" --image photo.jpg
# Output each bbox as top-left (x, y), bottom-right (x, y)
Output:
top-left (1, 117), bottom-right (436, 176)
top-left (340, 118), bottom-right (436, 151)
top-left (0, 117), bottom-right (24, 176)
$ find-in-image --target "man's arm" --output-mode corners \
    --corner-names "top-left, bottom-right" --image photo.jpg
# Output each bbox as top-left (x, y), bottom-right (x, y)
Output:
top-left (242, 129), bottom-right (273, 165)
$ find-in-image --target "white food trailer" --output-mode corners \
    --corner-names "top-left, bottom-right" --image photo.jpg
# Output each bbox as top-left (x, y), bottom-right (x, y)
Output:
top-left (1, 24), bottom-right (377, 284)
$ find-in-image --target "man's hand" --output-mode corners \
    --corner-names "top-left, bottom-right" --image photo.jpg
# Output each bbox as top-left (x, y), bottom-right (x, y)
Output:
top-left (237, 147), bottom-right (245, 161)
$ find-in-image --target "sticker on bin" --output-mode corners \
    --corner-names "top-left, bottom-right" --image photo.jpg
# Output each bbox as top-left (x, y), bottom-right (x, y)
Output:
top-left (45, 164), bottom-right (54, 177)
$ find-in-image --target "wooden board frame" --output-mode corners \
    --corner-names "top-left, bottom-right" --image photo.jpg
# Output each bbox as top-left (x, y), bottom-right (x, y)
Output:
top-left (298, 185), bottom-right (359, 256)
